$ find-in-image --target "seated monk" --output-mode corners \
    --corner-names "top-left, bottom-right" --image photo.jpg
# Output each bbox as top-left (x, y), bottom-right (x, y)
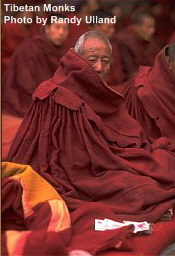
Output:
top-left (115, 11), bottom-right (160, 80)
top-left (2, 12), bottom-right (69, 118)
top-left (121, 43), bottom-right (175, 143)
top-left (8, 31), bottom-right (175, 229)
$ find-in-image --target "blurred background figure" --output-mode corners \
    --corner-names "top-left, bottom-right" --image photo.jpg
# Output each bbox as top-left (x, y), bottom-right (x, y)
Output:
top-left (2, 13), bottom-right (69, 160)
top-left (149, 0), bottom-right (175, 48)
top-left (90, 8), bottom-right (124, 86)
top-left (2, 10), bottom-right (39, 72)
top-left (108, 3), bottom-right (123, 31)
top-left (121, 43), bottom-right (175, 143)
top-left (115, 11), bottom-right (160, 81)
top-left (2, 12), bottom-right (69, 118)
top-left (65, 0), bottom-right (101, 49)
top-left (122, 1), bottom-right (150, 27)
top-left (90, 8), bottom-right (115, 38)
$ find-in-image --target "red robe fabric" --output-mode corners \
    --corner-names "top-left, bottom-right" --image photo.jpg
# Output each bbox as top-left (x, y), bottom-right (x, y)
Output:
top-left (153, 13), bottom-right (175, 47)
top-left (121, 46), bottom-right (175, 143)
top-left (106, 38), bottom-right (125, 86)
top-left (2, 114), bottom-right (23, 160)
top-left (115, 25), bottom-right (160, 80)
top-left (2, 22), bottom-right (39, 71)
top-left (2, 30), bottom-right (66, 118)
top-left (8, 49), bottom-right (175, 224)
top-left (2, 162), bottom-right (175, 255)
top-left (168, 30), bottom-right (175, 44)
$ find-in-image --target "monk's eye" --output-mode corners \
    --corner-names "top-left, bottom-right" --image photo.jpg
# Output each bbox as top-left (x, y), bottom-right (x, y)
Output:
top-left (102, 59), bottom-right (110, 66)
top-left (88, 58), bottom-right (97, 63)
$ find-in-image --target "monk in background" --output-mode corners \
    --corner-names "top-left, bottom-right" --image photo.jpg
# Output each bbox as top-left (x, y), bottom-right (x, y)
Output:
top-left (65, 0), bottom-right (100, 50)
top-left (122, 43), bottom-right (175, 143)
top-left (2, 12), bottom-right (69, 118)
top-left (115, 11), bottom-right (160, 81)
top-left (2, 13), bottom-right (69, 160)
top-left (2, 10), bottom-right (39, 71)
top-left (150, 1), bottom-right (175, 48)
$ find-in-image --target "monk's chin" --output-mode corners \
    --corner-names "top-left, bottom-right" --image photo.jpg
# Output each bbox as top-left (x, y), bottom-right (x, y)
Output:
top-left (52, 40), bottom-right (64, 46)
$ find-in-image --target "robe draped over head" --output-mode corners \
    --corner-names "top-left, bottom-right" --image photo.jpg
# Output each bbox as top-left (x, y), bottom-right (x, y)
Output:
top-left (122, 45), bottom-right (175, 143)
top-left (2, 30), bottom-right (65, 118)
top-left (8, 49), bottom-right (175, 223)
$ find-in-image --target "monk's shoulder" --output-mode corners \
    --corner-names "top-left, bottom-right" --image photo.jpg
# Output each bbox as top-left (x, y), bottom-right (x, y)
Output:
top-left (32, 80), bottom-right (56, 100)
top-left (33, 80), bottom-right (83, 111)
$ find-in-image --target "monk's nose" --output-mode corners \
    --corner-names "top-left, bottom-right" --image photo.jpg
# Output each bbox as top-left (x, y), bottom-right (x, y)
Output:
top-left (58, 27), bottom-right (64, 35)
top-left (94, 60), bottom-right (103, 73)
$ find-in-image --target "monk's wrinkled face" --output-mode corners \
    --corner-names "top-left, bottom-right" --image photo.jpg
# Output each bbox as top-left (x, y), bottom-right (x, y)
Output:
top-left (45, 22), bottom-right (69, 46)
top-left (82, 38), bottom-right (112, 81)
top-left (136, 17), bottom-right (155, 42)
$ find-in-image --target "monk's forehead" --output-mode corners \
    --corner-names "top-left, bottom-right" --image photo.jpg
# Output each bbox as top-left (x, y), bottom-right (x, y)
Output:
top-left (83, 38), bottom-right (111, 55)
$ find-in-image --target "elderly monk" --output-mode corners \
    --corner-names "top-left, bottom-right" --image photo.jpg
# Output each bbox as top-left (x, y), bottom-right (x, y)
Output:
top-left (115, 11), bottom-right (160, 81)
top-left (90, 8), bottom-right (124, 86)
top-left (2, 12), bottom-right (69, 118)
top-left (8, 31), bottom-right (175, 226)
top-left (122, 43), bottom-right (175, 144)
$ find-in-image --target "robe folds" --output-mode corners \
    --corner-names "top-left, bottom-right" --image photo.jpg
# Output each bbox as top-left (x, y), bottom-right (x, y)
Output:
top-left (122, 46), bottom-right (175, 143)
top-left (2, 30), bottom-right (65, 118)
top-left (8, 50), bottom-right (175, 224)
top-left (2, 163), bottom-right (175, 256)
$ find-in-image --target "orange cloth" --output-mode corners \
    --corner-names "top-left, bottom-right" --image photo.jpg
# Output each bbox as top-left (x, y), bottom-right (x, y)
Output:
top-left (2, 162), bottom-right (70, 255)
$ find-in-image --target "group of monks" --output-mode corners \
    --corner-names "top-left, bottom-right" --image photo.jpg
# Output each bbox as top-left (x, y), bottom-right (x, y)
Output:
top-left (2, 0), bottom-right (175, 255)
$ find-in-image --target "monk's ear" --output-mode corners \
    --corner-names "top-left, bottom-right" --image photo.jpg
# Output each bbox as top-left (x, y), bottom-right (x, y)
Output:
top-left (165, 56), bottom-right (172, 70)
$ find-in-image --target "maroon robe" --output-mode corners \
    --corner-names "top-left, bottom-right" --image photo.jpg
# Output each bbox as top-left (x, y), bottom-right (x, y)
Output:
top-left (8, 50), bottom-right (175, 224)
top-left (2, 30), bottom-right (66, 118)
top-left (168, 30), bottom-right (175, 44)
top-left (122, 46), bottom-right (175, 143)
top-left (2, 22), bottom-right (39, 71)
top-left (106, 38), bottom-right (125, 86)
top-left (115, 25), bottom-right (160, 80)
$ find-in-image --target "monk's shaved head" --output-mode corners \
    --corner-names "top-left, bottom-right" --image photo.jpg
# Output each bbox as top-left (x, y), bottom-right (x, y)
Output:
top-left (74, 30), bottom-right (112, 55)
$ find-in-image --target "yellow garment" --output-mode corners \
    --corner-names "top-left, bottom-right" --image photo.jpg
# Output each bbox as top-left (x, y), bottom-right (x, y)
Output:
top-left (2, 162), bottom-right (70, 231)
